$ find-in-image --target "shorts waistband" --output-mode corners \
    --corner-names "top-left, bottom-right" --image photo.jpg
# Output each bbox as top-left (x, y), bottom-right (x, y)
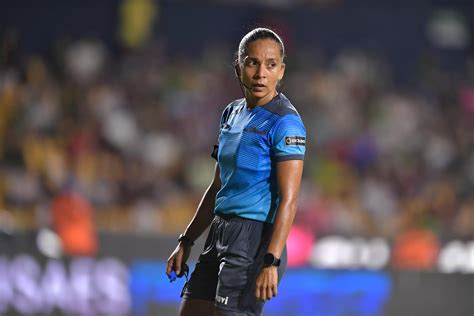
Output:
top-left (215, 213), bottom-right (273, 231)
top-left (215, 213), bottom-right (262, 223)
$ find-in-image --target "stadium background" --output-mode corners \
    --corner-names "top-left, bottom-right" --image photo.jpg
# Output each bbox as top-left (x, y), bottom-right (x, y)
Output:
top-left (0, 0), bottom-right (473, 315)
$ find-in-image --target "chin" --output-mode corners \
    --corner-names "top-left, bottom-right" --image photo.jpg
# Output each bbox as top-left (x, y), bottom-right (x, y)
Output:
top-left (250, 90), bottom-right (269, 98)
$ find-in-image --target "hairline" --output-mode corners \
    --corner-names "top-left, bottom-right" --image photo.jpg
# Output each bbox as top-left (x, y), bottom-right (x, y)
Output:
top-left (243, 42), bottom-right (284, 64)
top-left (237, 28), bottom-right (285, 66)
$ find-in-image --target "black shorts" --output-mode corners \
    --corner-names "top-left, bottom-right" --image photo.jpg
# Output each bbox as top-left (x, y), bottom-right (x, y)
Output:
top-left (181, 214), bottom-right (287, 315)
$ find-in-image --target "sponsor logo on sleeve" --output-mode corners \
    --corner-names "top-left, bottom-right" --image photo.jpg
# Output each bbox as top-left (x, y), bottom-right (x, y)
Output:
top-left (285, 136), bottom-right (306, 146)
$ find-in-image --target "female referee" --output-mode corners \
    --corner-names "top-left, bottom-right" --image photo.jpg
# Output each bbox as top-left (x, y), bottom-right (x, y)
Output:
top-left (166, 27), bottom-right (306, 316)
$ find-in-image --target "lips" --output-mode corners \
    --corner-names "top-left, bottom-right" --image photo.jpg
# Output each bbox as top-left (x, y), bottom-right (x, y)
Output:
top-left (251, 83), bottom-right (266, 92)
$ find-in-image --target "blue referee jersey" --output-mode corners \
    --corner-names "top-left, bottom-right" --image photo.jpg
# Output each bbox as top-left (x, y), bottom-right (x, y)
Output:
top-left (212, 93), bottom-right (306, 223)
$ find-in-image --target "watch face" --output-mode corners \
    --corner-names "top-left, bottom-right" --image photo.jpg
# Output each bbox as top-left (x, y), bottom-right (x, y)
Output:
top-left (263, 253), bottom-right (275, 266)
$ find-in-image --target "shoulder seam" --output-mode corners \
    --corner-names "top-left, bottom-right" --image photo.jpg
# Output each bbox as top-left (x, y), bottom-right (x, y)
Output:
top-left (260, 106), bottom-right (299, 117)
top-left (260, 96), bottom-right (299, 117)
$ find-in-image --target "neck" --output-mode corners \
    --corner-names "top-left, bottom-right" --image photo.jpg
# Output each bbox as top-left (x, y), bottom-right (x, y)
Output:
top-left (246, 91), bottom-right (278, 109)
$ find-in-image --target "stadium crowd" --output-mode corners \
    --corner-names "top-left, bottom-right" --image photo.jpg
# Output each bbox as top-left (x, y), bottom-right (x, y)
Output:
top-left (0, 31), bottom-right (473, 242)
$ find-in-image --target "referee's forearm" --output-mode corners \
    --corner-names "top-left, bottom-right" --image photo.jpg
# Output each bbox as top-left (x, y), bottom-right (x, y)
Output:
top-left (183, 183), bottom-right (218, 242)
top-left (266, 199), bottom-right (298, 258)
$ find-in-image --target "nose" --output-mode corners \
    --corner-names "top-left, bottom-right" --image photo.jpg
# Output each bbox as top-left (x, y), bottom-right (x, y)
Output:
top-left (254, 64), bottom-right (266, 79)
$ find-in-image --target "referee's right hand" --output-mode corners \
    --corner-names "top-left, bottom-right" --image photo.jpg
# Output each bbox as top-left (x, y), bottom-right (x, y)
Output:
top-left (166, 242), bottom-right (192, 277)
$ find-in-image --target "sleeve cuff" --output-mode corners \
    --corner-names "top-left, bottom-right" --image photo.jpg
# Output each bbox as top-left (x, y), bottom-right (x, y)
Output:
top-left (274, 154), bottom-right (305, 162)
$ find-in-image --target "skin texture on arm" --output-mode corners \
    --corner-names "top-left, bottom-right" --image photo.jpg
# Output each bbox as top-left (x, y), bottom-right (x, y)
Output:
top-left (255, 159), bottom-right (304, 302)
top-left (166, 163), bottom-right (221, 277)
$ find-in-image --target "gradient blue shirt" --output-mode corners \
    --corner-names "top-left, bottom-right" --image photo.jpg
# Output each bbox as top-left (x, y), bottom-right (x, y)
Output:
top-left (213, 93), bottom-right (306, 223)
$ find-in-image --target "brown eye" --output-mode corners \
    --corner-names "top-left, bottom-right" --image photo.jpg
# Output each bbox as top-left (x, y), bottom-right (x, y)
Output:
top-left (245, 59), bottom-right (257, 66)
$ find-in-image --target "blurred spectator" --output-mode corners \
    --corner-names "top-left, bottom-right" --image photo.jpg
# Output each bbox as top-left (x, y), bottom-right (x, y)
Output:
top-left (51, 190), bottom-right (98, 257)
top-left (391, 228), bottom-right (440, 270)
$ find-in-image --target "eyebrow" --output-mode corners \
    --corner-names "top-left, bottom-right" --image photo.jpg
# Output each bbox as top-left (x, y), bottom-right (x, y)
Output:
top-left (245, 56), bottom-right (279, 63)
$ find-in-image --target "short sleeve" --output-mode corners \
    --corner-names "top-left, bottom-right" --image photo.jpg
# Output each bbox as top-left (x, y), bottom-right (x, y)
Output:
top-left (271, 114), bottom-right (306, 162)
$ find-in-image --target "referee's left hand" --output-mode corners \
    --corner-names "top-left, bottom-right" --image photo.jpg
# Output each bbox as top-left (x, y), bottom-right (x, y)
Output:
top-left (255, 266), bottom-right (278, 302)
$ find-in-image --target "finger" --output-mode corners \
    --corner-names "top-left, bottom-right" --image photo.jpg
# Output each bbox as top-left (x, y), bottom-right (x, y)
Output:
top-left (175, 253), bottom-right (183, 276)
top-left (255, 286), bottom-right (261, 301)
top-left (166, 258), bottom-right (175, 276)
top-left (273, 284), bottom-right (278, 297)
top-left (260, 286), bottom-right (267, 302)
top-left (267, 287), bottom-right (273, 301)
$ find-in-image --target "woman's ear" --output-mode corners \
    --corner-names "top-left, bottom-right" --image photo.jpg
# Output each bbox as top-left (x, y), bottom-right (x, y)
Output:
top-left (278, 62), bottom-right (286, 81)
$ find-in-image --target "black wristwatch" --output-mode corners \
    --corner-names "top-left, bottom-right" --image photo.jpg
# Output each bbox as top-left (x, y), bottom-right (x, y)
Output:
top-left (178, 233), bottom-right (194, 247)
top-left (263, 253), bottom-right (281, 267)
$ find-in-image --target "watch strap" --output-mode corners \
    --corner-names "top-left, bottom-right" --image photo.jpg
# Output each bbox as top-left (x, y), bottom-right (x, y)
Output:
top-left (178, 233), bottom-right (194, 246)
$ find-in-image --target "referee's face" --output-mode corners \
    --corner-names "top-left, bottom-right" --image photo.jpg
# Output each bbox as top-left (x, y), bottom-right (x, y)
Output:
top-left (241, 39), bottom-right (285, 107)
